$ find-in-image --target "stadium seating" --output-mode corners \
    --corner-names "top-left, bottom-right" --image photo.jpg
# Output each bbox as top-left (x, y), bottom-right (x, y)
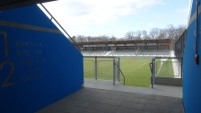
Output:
top-left (82, 49), bottom-right (170, 57)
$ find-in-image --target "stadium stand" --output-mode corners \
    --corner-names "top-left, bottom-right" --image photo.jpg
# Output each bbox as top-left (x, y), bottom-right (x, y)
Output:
top-left (78, 39), bottom-right (171, 56)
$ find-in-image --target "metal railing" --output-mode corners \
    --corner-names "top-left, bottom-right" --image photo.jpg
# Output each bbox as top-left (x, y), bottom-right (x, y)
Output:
top-left (40, 4), bottom-right (81, 51)
top-left (84, 56), bottom-right (182, 88)
top-left (150, 57), bottom-right (183, 88)
top-left (175, 30), bottom-right (187, 59)
top-left (115, 59), bottom-right (125, 85)
top-left (84, 56), bottom-right (125, 85)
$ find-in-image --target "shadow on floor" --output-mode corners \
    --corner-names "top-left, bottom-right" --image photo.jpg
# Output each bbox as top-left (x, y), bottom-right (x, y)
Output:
top-left (36, 87), bottom-right (185, 113)
top-left (84, 78), bottom-right (182, 98)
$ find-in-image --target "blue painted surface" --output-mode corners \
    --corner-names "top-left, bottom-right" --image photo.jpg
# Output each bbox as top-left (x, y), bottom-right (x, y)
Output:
top-left (190, 0), bottom-right (196, 17)
top-left (0, 5), bottom-right (83, 113)
top-left (183, 0), bottom-right (201, 113)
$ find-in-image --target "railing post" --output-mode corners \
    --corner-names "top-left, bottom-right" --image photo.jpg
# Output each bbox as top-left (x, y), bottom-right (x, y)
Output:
top-left (151, 58), bottom-right (155, 88)
top-left (95, 57), bottom-right (98, 80)
top-left (118, 57), bottom-right (120, 82)
top-left (113, 58), bottom-right (116, 85)
top-left (181, 58), bottom-right (183, 78)
top-left (149, 62), bottom-right (153, 88)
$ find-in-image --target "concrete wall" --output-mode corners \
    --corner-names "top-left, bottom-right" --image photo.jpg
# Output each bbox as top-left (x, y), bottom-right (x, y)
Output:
top-left (155, 77), bottom-right (182, 86)
top-left (0, 5), bottom-right (83, 112)
top-left (183, 0), bottom-right (201, 113)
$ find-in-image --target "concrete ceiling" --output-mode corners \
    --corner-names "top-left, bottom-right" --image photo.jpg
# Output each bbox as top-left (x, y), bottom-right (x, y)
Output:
top-left (0, 0), bottom-right (56, 11)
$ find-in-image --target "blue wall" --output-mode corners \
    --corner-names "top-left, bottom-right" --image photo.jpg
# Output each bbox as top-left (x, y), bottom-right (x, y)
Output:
top-left (183, 0), bottom-right (201, 113)
top-left (0, 5), bottom-right (83, 113)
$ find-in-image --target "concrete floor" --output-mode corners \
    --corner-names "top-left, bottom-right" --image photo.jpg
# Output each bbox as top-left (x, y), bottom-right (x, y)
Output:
top-left (36, 79), bottom-right (184, 113)
top-left (84, 78), bottom-right (182, 98)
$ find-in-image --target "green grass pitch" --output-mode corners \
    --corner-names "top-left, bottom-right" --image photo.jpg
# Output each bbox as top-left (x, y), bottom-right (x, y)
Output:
top-left (155, 59), bottom-right (174, 78)
top-left (84, 58), bottom-right (174, 87)
top-left (120, 58), bottom-right (151, 87)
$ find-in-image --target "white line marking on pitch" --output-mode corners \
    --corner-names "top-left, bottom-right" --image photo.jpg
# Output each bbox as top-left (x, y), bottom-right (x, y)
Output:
top-left (156, 62), bottom-right (163, 77)
top-left (138, 62), bottom-right (148, 68)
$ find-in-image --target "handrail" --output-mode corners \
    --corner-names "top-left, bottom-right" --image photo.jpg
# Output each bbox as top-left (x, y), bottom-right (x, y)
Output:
top-left (40, 3), bottom-right (81, 51)
top-left (149, 62), bottom-right (154, 88)
top-left (149, 63), bottom-right (153, 73)
top-left (115, 62), bottom-right (125, 86)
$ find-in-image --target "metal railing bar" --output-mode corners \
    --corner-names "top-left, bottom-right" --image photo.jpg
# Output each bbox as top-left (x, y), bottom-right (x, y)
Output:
top-left (150, 63), bottom-right (154, 88)
top-left (154, 57), bottom-right (183, 59)
top-left (40, 3), bottom-right (81, 51)
top-left (115, 62), bottom-right (125, 86)
top-left (84, 56), bottom-right (160, 58)
top-left (84, 56), bottom-right (121, 58)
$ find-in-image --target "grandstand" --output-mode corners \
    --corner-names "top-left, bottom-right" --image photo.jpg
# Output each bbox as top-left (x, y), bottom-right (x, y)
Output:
top-left (78, 39), bottom-right (171, 56)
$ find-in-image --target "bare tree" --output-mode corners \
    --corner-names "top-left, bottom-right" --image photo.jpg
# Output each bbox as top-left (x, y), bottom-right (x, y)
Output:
top-left (175, 25), bottom-right (186, 40)
top-left (166, 24), bottom-right (186, 49)
top-left (157, 29), bottom-right (169, 39)
top-left (110, 35), bottom-right (116, 41)
top-left (134, 30), bottom-right (142, 40)
top-left (75, 35), bottom-right (87, 42)
top-left (74, 24), bottom-right (186, 46)
top-left (97, 35), bottom-right (110, 41)
top-left (141, 30), bottom-right (149, 40)
top-left (149, 28), bottom-right (160, 39)
top-left (86, 36), bottom-right (92, 42)
top-left (125, 31), bottom-right (135, 40)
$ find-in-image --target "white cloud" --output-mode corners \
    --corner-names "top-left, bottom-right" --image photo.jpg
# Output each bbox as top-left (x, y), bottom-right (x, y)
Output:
top-left (39, 0), bottom-right (165, 37)
top-left (43, 0), bottom-right (162, 26)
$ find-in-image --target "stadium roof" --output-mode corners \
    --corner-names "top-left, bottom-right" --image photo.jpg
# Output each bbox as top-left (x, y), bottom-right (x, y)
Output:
top-left (77, 39), bottom-right (171, 46)
top-left (0, 0), bottom-right (56, 11)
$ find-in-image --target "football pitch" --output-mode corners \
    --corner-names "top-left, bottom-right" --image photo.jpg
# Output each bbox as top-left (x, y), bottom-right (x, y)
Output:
top-left (84, 58), bottom-right (174, 87)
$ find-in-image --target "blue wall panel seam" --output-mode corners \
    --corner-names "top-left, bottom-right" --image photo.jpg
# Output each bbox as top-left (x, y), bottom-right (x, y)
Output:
top-left (0, 20), bottom-right (62, 34)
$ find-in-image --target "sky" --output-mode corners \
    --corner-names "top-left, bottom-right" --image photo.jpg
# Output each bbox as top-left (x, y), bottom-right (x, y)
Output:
top-left (42, 0), bottom-right (189, 38)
